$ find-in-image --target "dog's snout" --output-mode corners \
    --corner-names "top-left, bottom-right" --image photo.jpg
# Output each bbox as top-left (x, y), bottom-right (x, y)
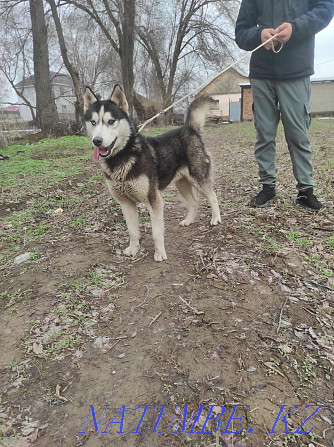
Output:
top-left (93, 137), bottom-right (103, 147)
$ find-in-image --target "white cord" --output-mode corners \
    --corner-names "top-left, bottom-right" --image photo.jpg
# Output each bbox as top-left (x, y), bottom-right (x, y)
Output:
top-left (138, 34), bottom-right (282, 131)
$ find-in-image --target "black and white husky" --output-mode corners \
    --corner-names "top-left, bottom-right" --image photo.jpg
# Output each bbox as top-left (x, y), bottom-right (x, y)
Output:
top-left (84, 85), bottom-right (221, 261)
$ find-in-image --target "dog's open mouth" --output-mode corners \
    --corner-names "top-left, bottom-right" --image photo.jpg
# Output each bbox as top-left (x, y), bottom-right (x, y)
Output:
top-left (93, 138), bottom-right (117, 162)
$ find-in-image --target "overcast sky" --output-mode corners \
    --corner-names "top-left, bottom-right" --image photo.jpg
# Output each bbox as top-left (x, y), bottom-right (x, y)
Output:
top-left (313, 18), bottom-right (334, 79)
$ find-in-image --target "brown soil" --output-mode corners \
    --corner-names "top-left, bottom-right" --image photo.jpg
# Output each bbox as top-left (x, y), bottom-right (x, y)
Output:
top-left (1, 124), bottom-right (333, 447)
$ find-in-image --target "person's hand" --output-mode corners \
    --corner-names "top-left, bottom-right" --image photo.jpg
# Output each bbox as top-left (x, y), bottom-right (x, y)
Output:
top-left (275, 22), bottom-right (293, 44)
top-left (261, 28), bottom-right (277, 50)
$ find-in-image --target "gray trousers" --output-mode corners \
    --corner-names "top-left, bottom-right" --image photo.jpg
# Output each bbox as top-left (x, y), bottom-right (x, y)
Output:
top-left (251, 77), bottom-right (314, 191)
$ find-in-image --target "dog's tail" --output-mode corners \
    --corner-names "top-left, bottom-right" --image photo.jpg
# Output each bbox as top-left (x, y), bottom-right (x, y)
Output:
top-left (185, 96), bottom-right (217, 135)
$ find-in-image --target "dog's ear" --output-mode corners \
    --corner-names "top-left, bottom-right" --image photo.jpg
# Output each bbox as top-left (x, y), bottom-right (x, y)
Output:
top-left (84, 87), bottom-right (98, 112)
top-left (111, 84), bottom-right (129, 115)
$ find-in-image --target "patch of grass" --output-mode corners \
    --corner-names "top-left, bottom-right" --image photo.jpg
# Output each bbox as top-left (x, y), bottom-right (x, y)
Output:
top-left (163, 191), bottom-right (175, 203)
top-left (90, 270), bottom-right (104, 287)
top-left (31, 224), bottom-right (50, 236)
top-left (282, 431), bottom-right (303, 447)
top-left (9, 360), bottom-right (31, 379)
top-left (139, 214), bottom-right (150, 223)
top-left (43, 334), bottom-right (81, 356)
top-left (264, 236), bottom-right (280, 251)
top-left (1, 289), bottom-right (31, 307)
top-left (4, 211), bottom-right (34, 227)
top-left (286, 231), bottom-right (310, 245)
top-left (245, 224), bottom-right (264, 235)
top-left (297, 360), bottom-right (316, 387)
top-left (0, 136), bottom-right (91, 202)
top-left (116, 217), bottom-right (127, 227)
top-left (326, 235), bottom-right (334, 251)
top-left (71, 218), bottom-right (87, 228)
top-left (65, 280), bottom-right (90, 293)
top-left (76, 181), bottom-right (100, 195)
top-left (91, 175), bottom-right (104, 181)
top-left (308, 255), bottom-right (333, 278)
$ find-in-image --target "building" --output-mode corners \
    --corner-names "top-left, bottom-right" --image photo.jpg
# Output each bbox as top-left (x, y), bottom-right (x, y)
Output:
top-left (239, 84), bottom-right (253, 122)
top-left (240, 77), bottom-right (334, 122)
top-left (15, 72), bottom-right (76, 122)
top-left (0, 105), bottom-right (21, 121)
top-left (198, 67), bottom-right (249, 121)
top-left (198, 68), bottom-right (334, 122)
top-left (310, 78), bottom-right (334, 116)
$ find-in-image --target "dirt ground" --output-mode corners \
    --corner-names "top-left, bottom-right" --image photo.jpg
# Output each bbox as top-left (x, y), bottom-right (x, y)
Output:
top-left (0, 121), bottom-right (333, 447)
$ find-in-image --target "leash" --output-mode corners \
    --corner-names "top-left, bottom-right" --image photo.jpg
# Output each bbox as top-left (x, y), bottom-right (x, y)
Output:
top-left (138, 34), bottom-right (282, 132)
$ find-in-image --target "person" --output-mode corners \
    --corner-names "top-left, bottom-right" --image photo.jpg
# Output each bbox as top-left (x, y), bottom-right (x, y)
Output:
top-left (235, 0), bottom-right (334, 210)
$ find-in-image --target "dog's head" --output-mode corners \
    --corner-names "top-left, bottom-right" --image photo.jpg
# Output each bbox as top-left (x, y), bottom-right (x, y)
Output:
top-left (84, 85), bottom-right (131, 161)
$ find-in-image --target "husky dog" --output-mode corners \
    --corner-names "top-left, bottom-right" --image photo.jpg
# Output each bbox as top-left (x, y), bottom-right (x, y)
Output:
top-left (84, 85), bottom-right (221, 261)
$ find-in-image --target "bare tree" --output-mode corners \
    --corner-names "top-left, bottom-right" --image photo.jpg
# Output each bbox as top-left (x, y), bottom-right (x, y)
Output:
top-left (0, 4), bottom-right (37, 121)
top-left (63, 0), bottom-right (136, 113)
top-left (46, 0), bottom-right (84, 124)
top-left (29, 0), bottom-right (59, 133)
top-left (136, 0), bottom-right (236, 112)
top-left (53, 6), bottom-right (122, 99)
top-left (1, 0), bottom-right (239, 126)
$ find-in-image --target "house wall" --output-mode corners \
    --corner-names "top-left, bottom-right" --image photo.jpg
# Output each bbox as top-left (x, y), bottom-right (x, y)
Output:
top-left (240, 81), bottom-right (334, 122)
top-left (199, 68), bottom-right (249, 95)
top-left (18, 82), bottom-right (76, 122)
top-left (241, 86), bottom-right (253, 121)
top-left (18, 86), bottom-right (36, 121)
top-left (0, 111), bottom-right (21, 121)
top-left (310, 81), bottom-right (334, 115)
top-left (208, 93), bottom-right (241, 119)
top-left (53, 84), bottom-right (76, 121)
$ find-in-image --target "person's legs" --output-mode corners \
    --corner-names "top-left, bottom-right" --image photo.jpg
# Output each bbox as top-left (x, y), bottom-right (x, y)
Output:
top-left (250, 79), bottom-right (280, 206)
top-left (277, 77), bottom-right (314, 191)
top-left (251, 78), bottom-right (280, 187)
top-left (277, 77), bottom-right (323, 211)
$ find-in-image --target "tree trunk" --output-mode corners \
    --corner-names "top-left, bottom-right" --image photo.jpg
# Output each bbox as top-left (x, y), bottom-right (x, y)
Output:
top-left (48, 0), bottom-right (84, 124)
top-left (29, 0), bottom-right (59, 134)
top-left (119, 0), bottom-right (135, 115)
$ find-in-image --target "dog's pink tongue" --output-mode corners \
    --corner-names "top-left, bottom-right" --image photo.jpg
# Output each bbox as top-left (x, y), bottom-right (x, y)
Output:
top-left (93, 147), bottom-right (100, 162)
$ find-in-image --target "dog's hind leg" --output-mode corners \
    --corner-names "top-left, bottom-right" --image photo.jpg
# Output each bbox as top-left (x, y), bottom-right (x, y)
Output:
top-left (118, 198), bottom-right (140, 257)
top-left (175, 177), bottom-right (198, 226)
top-left (197, 182), bottom-right (221, 226)
top-left (147, 193), bottom-right (167, 261)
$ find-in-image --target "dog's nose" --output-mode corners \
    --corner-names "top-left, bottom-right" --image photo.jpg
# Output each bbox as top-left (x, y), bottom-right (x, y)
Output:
top-left (93, 137), bottom-right (103, 147)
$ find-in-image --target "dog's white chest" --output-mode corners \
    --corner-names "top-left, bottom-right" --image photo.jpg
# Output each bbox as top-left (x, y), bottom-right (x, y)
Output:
top-left (106, 175), bottom-right (150, 205)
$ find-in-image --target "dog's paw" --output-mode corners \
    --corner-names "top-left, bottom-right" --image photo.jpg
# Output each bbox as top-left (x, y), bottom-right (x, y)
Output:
top-left (124, 245), bottom-right (140, 257)
top-left (210, 216), bottom-right (221, 226)
top-left (154, 250), bottom-right (167, 262)
top-left (179, 218), bottom-right (194, 227)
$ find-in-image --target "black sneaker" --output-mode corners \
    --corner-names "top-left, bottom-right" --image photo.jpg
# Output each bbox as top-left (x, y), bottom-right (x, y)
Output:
top-left (296, 188), bottom-right (324, 211)
top-left (250, 185), bottom-right (277, 207)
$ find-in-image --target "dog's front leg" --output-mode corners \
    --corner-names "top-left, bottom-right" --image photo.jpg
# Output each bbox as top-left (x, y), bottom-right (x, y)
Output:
top-left (147, 194), bottom-right (167, 262)
top-left (118, 198), bottom-right (140, 257)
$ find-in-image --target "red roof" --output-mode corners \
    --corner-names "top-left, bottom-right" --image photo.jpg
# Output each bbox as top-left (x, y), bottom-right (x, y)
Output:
top-left (1, 105), bottom-right (20, 112)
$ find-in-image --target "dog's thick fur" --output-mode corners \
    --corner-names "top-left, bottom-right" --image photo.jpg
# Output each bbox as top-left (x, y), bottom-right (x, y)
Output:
top-left (84, 85), bottom-right (221, 261)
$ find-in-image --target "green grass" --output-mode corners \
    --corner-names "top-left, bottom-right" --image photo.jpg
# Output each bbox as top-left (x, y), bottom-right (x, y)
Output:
top-left (286, 230), bottom-right (310, 245)
top-left (71, 218), bottom-right (87, 228)
top-left (326, 235), bottom-right (334, 251)
top-left (0, 136), bottom-right (91, 202)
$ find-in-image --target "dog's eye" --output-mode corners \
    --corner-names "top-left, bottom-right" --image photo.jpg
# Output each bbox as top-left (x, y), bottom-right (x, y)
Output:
top-left (108, 119), bottom-right (116, 125)
top-left (91, 120), bottom-right (96, 126)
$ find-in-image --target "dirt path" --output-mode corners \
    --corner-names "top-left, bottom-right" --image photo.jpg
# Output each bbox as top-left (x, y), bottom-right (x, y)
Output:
top-left (1, 123), bottom-right (333, 447)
